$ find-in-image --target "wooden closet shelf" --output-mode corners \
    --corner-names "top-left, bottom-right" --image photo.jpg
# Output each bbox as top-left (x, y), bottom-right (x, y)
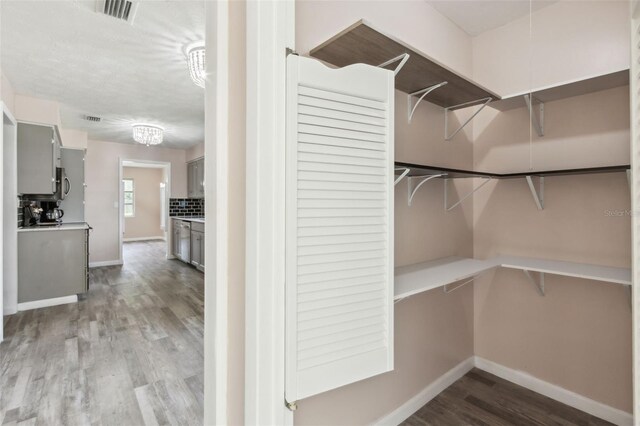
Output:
top-left (310, 21), bottom-right (629, 112)
top-left (490, 70), bottom-right (629, 111)
top-left (395, 162), bottom-right (630, 180)
top-left (394, 255), bottom-right (631, 300)
top-left (309, 20), bottom-right (500, 109)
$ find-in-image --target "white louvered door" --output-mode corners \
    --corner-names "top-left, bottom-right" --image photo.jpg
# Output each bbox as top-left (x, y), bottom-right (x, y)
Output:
top-left (285, 55), bottom-right (394, 402)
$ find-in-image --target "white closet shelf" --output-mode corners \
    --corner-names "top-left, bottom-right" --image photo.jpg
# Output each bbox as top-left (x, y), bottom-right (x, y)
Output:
top-left (394, 257), bottom-right (496, 300)
top-left (495, 255), bottom-right (631, 286)
top-left (394, 255), bottom-right (631, 300)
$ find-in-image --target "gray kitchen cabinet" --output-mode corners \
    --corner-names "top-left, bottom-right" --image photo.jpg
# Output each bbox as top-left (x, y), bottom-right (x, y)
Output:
top-left (196, 158), bottom-right (205, 197)
top-left (187, 158), bottom-right (205, 198)
top-left (17, 122), bottom-right (61, 195)
top-left (18, 229), bottom-right (88, 303)
top-left (59, 148), bottom-right (85, 222)
top-left (190, 221), bottom-right (204, 272)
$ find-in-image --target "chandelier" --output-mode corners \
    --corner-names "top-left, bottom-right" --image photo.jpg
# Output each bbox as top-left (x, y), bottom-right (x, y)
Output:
top-left (185, 41), bottom-right (206, 88)
top-left (132, 124), bottom-right (164, 146)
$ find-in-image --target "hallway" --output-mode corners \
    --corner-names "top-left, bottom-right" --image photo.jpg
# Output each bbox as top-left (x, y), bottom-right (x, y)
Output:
top-left (0, 241), bottom-right (204, 425)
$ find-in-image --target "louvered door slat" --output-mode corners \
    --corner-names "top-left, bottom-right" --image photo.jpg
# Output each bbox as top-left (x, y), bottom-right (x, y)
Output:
top-left (286, 55), bottom-right (394, 402)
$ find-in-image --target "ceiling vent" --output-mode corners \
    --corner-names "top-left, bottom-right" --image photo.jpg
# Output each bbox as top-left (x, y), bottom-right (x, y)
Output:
top-left (96, 0), bottom-right (139, 24)
top-left (84, 115), bottom-right (102, 123)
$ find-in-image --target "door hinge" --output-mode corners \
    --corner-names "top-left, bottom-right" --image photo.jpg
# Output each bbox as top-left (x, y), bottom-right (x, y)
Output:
top-left (285, 399), bottom-right (297, 411)
top-left (286, 47), bottom-right (298, 57)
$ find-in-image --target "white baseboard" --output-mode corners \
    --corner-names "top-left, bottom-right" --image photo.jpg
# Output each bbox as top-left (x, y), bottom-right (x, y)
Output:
top-left (89, 259), bottom-right (123, 268)
top-left (474, 357), bottom-right (633, 426)
top-left (18, 295), bottom-right (78, 311)
top-left (374, 356), bottom-right (632, 426)
top-left (123, 236), bottom-right (166, 242)
top-left (373, 357), bottom-right (475, 425)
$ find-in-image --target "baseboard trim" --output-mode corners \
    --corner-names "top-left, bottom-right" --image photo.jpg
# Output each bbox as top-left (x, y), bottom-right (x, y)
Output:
top-left (89, 259), bottom-right (123, 268)
top-left (373, 357), bottom-right (475, 425)
top-left (123, 237), bottom-right (166, 242)
top-left (18, 295), bottom-right (78, 311)
top-left (474, 357), bottom-right (633, 426)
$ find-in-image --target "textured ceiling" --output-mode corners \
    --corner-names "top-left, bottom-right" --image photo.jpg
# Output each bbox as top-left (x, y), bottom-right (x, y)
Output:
top-left (427, 0), bottom-right (557, 37)
top-left (1, 0), bottom-right (205, 148)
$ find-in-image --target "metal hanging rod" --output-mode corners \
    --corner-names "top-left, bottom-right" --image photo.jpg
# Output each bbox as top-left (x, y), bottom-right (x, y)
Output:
top-left (444, 97), bottom-right (492, 141)
top-left (378, 53), bottom-right (410, 76)
top-left (444, 177), bottom-right (492, 211)
top-left (524, 94), bottom-right (544, 137)
top-left (526, 176), bottom-right (544, 210)
top-left (408, 82), bottom-right (448, 122)
top-left (394, 167), bottom-right (410, 186)
top-left (408, 174), bottom-right (445, 206)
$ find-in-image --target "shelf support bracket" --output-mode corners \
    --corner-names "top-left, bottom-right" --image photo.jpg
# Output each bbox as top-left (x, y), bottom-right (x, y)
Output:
top-left (526, 176), bottom-right (544, 210)
top-left (523, 270), bottom-right (545, 296)
top-left (444, 177), bottom-right (492, 211)
top-left (408, 174), bottom-right (445, 206)
top-left (524, 94), bottom-right (544, 137)
top-left (627, 169), bottom-right (631, 187)
top-left (443, 276), bottom-right (476, 294)
top-left (394, 167), bottom-right (410, 186)
top-left (444, 97), bottom-right (492, 141)
top-left (408, 82), bottom-right (448, 123)
top-left (378, 53), bottom-right (410, 76)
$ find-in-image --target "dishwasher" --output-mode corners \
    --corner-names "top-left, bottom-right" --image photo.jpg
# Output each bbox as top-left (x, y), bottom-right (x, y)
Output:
top-left (178, 220), bottom-right (191, 263)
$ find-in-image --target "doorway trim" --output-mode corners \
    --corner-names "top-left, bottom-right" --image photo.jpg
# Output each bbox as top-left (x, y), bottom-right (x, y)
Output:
top-left (118, 158), bottom-right (171, 263)
top-left (1, 101), bottom-right (18, 342)
top-left (245, 0), bottom-right (295, 424)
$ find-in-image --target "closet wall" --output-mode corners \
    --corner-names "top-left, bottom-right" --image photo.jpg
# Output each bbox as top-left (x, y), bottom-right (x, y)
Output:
top-left (472, 1), bottom-right (629, 96)
top-left (471, 3), bottom-right (632, 412)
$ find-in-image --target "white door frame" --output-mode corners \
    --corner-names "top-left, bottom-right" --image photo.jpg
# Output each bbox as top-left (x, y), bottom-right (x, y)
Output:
top-left (631, 2), bottom-right (639, 421)
top-left (245, 0), bottom-right (295, 423)
top-left (118, 158), bottom-right (171, 261)
top-left (1, 101), bottom-right (18, 342)
top-left (203, 0), bottom-right (228, 424)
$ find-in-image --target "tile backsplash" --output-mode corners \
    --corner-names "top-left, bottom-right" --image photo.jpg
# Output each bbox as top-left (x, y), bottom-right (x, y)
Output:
top-left (169, 198), bottom-right (204, 217)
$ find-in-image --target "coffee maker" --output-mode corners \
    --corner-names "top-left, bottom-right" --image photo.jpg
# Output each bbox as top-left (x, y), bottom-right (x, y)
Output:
top-left (39, 200), bottom-right (64, 224)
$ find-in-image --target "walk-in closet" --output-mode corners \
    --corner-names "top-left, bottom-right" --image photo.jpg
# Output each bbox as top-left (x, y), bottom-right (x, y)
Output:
top-left (282, 2), bottom-right (635, 425)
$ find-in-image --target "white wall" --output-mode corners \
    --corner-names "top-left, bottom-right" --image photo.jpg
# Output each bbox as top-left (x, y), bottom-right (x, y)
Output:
top-left (60, 128), bottom-right (88, 149)
top-left (1, 72), bottom-right (15, 114)
top-left (186, 142), bottom-right (204, 162)
top-left (122, 167), bottom-right (164, 240)
top-left (85, 139), bottom-right (187, 263)
top-left (472, 1), bottom-right (630, 96)
top-left (13, 94), bottom-right (61, 127)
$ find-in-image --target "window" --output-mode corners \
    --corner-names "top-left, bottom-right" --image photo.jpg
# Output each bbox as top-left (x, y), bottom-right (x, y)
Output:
top-left (123, 178), bottom-right (135, 217)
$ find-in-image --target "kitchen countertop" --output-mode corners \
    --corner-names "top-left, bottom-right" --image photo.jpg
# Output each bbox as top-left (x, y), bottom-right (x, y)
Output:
top-left (18, 222), bottom-right (90, 232)
top-left (171, 217), bottom-right (205, 224)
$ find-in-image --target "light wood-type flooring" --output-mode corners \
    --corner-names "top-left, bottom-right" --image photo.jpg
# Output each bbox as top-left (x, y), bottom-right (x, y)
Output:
top-left (0, 241), bottom-right (204, 426)
top-left (402, 368), bottom-right (614, 426)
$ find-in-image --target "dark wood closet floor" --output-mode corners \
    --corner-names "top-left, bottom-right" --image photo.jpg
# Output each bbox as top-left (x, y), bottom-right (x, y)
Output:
top-left (401, 369), bottom-right (614, 426)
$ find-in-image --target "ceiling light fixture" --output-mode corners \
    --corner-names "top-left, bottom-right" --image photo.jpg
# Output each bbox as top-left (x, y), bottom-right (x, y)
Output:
top-left (132, 124), bottom-right (164, 146)
top-left (185, 41), bottom-right (206, 88)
